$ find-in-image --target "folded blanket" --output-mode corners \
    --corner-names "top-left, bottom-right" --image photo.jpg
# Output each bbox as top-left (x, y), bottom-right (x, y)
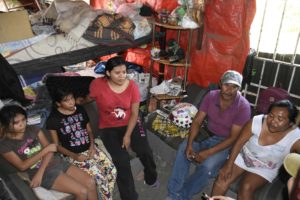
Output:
top-left (83, 13), bottom-right (135, 45)
top-left (43, 0), bottom-right (103, 43)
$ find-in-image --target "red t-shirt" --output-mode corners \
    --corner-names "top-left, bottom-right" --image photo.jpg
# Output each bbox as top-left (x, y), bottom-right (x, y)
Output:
top-left (89, 77), bottom-right (140, 128)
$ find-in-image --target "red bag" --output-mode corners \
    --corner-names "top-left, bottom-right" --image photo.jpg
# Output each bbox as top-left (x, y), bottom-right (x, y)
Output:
top-left (256, 87), bottom-right (289, 114)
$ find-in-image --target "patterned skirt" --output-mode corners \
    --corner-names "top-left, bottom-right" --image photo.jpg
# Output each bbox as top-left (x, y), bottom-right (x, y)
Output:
top-left (66, 146), bottom-right (117, 200)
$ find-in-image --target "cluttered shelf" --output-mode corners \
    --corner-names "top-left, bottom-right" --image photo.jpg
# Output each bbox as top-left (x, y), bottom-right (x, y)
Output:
top-left (154, 21), bottom-right (196, 30)
top-left (146, 17), bottom-right (200, 109)
top-left (151, 57), bottom-right (191, 67)
top-left (153, 94), bottom-right (186, 100)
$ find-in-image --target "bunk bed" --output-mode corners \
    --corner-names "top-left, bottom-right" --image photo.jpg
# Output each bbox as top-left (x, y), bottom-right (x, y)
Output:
top-left (8, 33), bottom-right (159, 75)
top-left (1, 0), bottom-right (161, 76)
top-left (0, 9), bottom-right (162, 200)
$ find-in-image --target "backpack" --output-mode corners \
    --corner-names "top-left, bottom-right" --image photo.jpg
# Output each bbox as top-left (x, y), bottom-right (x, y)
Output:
top-left (256, 87), bottom-right (289, 114)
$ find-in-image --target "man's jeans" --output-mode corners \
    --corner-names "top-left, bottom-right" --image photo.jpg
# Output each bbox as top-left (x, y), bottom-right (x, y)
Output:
top-left (167, 136), bottom-right (229, 200)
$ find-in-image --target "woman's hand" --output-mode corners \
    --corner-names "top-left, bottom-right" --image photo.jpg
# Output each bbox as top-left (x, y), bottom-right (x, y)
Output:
top-left (75, 154), bottom-right (88, 162)
top-left (30, 171), bottom-right (43, 188)
top-left (218, 162), bottom-right (233, 182)
top-left (43, 143), bottom-right (57, 154)
top-left (122, 135), bottom-right (131, 150)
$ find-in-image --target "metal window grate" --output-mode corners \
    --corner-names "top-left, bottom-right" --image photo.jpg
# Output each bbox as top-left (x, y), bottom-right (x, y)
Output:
top-left (243, 0), bottom-right (300, 109)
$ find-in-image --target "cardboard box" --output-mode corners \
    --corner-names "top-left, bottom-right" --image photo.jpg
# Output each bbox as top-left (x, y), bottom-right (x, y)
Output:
top-left (0, 10), bottom-right (34, 43)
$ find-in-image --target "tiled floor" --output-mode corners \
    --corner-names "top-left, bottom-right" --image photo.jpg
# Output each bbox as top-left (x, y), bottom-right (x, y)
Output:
top-left (112, 130), bottom-right (237, 200)
top-left (112, 154), bottom-right (209, 200)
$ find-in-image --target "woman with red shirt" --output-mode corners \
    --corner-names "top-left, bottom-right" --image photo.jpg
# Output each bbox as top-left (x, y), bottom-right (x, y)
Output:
top-left (89, 56), bottom-right (158, 200)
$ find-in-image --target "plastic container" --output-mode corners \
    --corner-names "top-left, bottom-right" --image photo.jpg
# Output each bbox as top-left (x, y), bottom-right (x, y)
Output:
top-left (168, 14), bottom-right (178, 26)
top-left (158, 9), bottom-right (169, 23)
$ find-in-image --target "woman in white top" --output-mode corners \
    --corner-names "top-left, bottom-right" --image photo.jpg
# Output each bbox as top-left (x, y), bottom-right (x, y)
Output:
top-left (211, 99), bottom-right (300, 200)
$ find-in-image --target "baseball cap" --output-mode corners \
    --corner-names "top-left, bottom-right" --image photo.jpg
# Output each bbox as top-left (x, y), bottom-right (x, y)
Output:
top-left (221, 70), bottom-right (243, 87)
top-left (284, 153), bottom-right (300, 177)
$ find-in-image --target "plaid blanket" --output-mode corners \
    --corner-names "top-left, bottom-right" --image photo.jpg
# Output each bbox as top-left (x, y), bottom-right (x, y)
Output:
top-left (83, 13), bottom-right (135, 45)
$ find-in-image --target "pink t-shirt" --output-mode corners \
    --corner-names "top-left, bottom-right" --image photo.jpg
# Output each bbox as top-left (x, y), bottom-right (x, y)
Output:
top-left (89, 77), bottom-right (140, 128)
top-left (200, 90), bottom-right (251, 137)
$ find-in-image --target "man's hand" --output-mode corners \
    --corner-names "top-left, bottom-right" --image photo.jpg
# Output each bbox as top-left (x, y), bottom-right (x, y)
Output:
top-left (194, 149), bottom-right (211, 163)
top-left (122, 135), bottom-right (131, 150)
top-left (185, 145), bottom-right (197, 161)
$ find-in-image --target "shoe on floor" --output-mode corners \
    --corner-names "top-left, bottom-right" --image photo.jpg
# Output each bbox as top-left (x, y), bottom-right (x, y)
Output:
top-left (144, 179), bottom-right (160, 189)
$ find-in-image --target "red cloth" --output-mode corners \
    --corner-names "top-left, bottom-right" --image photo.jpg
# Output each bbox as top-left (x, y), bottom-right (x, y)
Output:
top-left (125, 47), bottom-right (151, 68)
top-left (189, 0), bottom-right (256, 87)
top-left (91, 0), bottom-right (178, 12)
top-left (90, 0), bottom-right (256, 88)
top-left (89, 78), bottom-right (140, 128)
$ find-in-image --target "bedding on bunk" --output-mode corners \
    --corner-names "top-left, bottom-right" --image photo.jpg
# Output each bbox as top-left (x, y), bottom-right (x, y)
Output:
top-left (1, 0), bottom-right (151, 65)
top-left (5, 33), bottom-right (95, 65)
top-left (83, 13), bottom-right (135, 45)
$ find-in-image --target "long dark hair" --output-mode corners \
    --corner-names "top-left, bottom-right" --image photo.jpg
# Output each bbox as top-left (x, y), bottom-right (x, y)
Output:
top-left (0, 105), bottom-right (27, 138)
top-left (50, 88), bottom-right (73, 108)
top-left (268, 99), bottom-right (298, 124)
top-left (105, 56), bottom-right (126, 76)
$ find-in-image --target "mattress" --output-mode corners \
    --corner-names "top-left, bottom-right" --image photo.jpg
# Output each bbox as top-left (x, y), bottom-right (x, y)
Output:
top-left (5, 33), bottom-right (95, 65)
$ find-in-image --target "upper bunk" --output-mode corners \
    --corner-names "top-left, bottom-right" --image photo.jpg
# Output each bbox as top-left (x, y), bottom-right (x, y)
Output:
top-left (8, 33), bottom-right (158, 75)
top-left (0, 0), bottom-right (161, 75)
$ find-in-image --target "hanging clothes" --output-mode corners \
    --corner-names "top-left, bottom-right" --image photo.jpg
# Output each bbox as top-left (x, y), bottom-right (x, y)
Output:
top-left (0, 54), bottom-right (31, 106)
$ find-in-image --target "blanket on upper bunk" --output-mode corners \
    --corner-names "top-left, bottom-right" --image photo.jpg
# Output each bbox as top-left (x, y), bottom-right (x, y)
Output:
top-left (83, 13), bottom-right (135, 45)
top-left (2, 0), bottom-right (151, 65)
top-left (42, 0), bottom-right (104, 43)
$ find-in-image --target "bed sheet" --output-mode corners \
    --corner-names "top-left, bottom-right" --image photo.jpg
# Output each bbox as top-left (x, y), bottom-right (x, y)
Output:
top-left (6, 33), bottom-right (95, 65)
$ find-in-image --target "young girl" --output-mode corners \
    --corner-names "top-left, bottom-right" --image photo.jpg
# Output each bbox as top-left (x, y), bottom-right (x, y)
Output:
top-left (46, 88), bottom-right (116, 200)
top-left (89, 56), bottom-right (158, 200)
top-left (0, 105), bottom-right (98, 200)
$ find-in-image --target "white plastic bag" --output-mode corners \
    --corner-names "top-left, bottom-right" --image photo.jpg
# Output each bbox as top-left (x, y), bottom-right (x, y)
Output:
top-left (179, 13), bottom-right (199, 28)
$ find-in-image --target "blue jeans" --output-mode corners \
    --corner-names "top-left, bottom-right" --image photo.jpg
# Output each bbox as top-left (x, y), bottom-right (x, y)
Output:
top-left (167, 136), bottom-right (229, 200)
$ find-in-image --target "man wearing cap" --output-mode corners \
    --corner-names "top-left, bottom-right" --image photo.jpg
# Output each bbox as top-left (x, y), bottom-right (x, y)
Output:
top-left (166, 70), bottom-right (251, 200)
